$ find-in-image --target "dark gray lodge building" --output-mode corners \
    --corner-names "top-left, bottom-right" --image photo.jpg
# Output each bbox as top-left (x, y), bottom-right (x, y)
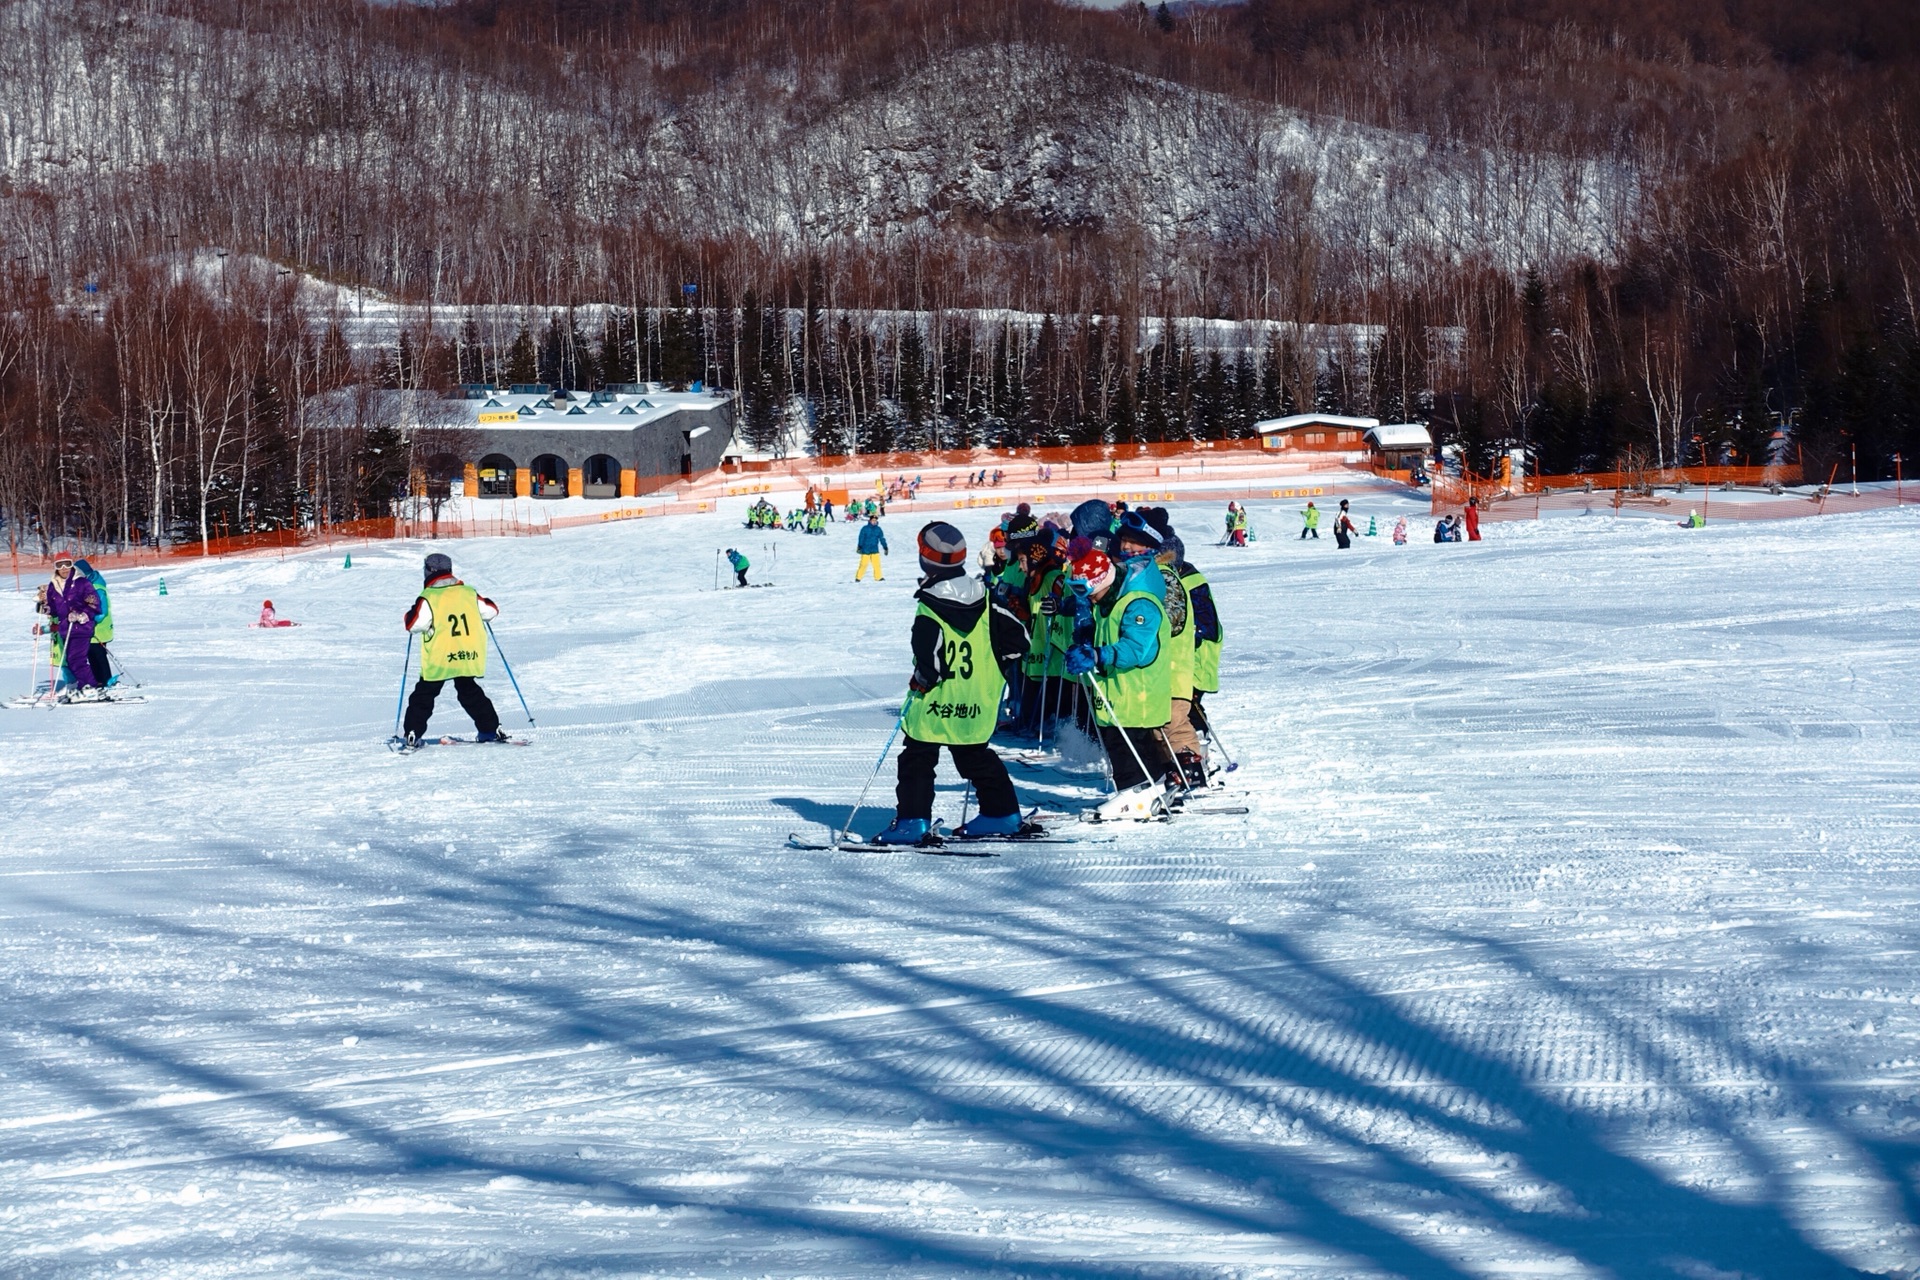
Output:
top-left (451, 385), bottom-right (736, 498)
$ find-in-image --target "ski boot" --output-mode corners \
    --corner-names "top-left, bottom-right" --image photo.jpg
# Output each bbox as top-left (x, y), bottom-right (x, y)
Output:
top-left (952, 811), bottom-right (1024, 840)
top-left (1176, 749), bottom-right (1209, 785)
top-left (1084, 781), bottom-right (1168, 823)
top-left (873, 817), bottom-right (932, 846)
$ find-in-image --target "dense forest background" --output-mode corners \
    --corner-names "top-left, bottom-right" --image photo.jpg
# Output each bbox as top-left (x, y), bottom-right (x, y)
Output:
top-left (0, 0), bottom-right (1915, 548)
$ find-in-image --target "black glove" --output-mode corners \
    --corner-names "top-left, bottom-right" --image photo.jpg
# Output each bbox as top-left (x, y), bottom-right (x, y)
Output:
top-left (1037, 595), bottom-right (1063, 616)
top-left (908, 672), bottom-right (935, 695)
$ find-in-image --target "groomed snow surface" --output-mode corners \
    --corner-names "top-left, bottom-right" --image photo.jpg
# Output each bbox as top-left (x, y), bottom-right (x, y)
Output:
top-left (3, 495), bottom-right (1918, 1279)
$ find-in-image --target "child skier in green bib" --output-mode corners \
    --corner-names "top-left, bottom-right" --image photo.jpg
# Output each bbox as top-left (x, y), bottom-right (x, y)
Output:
top-left (873, 523), bottom-right (1033, 845)
top-left (401, 552), bottom-right (506, 746)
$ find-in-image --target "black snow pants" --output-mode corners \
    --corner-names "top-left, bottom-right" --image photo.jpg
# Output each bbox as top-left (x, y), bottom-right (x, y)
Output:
top-left (1100, 723), bottom-right (1173, 791)
top-left (404, 676), bottom-right (501, 739)
top-left (895, 733), bottom-right (1019, 822)
top-left (88, 642), bottom-right (112, 687)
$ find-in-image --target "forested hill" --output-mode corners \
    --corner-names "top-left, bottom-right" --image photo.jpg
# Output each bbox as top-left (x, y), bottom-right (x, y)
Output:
top-left (0, 0), bottom-right (1916, 547)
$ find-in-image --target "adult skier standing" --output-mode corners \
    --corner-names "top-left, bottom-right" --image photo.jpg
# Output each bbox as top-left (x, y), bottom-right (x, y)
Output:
top-left (855, 514), bottom-right (888, 581)
top-left (36, 550), bottom-right (104, 700)
top-left (400, 552), bottom-right (506, 747)
top-left (873, 522), bottom-right (1031, 845)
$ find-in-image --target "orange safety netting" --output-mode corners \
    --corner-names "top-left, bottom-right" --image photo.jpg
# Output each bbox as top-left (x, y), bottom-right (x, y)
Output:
top-left (1431, 464), bottom-right (1919, 523)
top-left (794, 439), bottom-right (1273, 475)
top-left (1433, 464), bottom-right (1805, 511)
top-left (7, 511), bottom-right (550, 585)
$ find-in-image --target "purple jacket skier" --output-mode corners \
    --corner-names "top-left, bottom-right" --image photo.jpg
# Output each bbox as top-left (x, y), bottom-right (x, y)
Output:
top-left (38, 551), bottom-right (101, 690)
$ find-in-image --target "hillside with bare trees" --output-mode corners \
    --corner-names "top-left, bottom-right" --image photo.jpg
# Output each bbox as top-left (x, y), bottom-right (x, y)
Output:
top-left (0, 0), bottom-right (1915, 548)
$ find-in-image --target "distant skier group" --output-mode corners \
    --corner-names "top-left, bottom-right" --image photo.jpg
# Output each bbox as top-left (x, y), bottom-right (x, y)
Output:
top-left (745, 497), bottom-right (832, 534)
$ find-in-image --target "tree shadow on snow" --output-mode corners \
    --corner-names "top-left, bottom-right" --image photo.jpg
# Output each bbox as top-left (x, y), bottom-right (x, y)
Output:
top-left (3, 829), bottom-right (1913, 1279)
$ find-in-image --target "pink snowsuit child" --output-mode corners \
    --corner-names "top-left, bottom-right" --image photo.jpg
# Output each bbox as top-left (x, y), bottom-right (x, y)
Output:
top-left (256, 600), bottom-right (296, 628)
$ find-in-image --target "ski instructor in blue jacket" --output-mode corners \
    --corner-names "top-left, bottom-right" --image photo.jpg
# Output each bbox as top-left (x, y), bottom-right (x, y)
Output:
top-left (855, 514), bottom-right (889, 581)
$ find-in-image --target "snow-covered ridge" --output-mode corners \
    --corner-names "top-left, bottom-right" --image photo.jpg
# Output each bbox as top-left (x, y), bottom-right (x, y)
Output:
top-left (0, 9), bottom-right (1637, 271)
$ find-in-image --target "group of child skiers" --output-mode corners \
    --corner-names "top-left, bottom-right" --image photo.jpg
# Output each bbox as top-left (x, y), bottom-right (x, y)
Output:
top-left (869, 497), bottom-right (1229, 843)
top-left (744, 498), bottom-right (833, 534)
top-left (744, 495), bottom-right (898, 534)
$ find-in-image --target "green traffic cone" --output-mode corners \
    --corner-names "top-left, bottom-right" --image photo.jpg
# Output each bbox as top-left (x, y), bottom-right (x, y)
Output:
top-left (157, 578), bottom-right (167, 596)
top-left (343, 553), bottom-right (352, 569)
top-left (1366, 516), bottom-right (1377, 536)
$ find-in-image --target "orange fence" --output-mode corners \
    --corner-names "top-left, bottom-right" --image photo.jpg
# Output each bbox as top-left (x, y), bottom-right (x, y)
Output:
top-left (1433, 464), bottom-right (1804, 511)
top-left (7, 509), bottom-right (550, 586)
top-left (725, 438), bottom-right (1273, 478)
top-left (1431, 463), bottom-right (1920, 523)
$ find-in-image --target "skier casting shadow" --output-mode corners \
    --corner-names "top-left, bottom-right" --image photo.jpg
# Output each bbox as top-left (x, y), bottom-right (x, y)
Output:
top-left (873, 522), bottom-right (1033, 845)
top-left (401, 552), bottom-right (508, 747)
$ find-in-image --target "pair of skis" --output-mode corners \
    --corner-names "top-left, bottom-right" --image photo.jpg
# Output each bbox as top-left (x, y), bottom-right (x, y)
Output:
top-left (787, 816), bottom-right (1093, 857)
top-left (4, 690), bottom-right (148, 710)
top-left (387, 733), bottom-right (532, 754)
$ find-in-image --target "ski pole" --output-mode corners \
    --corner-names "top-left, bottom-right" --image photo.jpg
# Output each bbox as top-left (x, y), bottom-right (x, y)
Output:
top-left (1034, 611), bottom-right (1054, 750)
top-left (1160, 727), bottom-right (1199, 792)
top-left (838, 694), bottom-right (910, 845)
top-left (482, 617), bottom-right (535, 727)
top-left (713, 549), bottom-right (720, 592)
top-left (1191, 699), bottom-right (1239, 772)
top-left (393, 631), bottom-right (414, 738)
top-left (1035, 666), bottom-right (1050, 750)
top-left (1081, 674), bottom-right (1157, 792)
top-left (55, 617), bottom-right (76, 703)
top-left (105, 648), bottom-right (142, 689)
top-left (28, 629), bottom-right (40, 702)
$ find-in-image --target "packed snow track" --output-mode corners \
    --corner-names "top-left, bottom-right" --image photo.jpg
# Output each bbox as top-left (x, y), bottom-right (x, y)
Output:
top-left (2, 498), bottom-right (1917, 1278)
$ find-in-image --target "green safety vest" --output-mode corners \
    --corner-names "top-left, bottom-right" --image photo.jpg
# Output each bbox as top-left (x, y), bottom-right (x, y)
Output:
top-left (1160, 566), bottom-right (1193, 701)
top-left (90, 578), bottom-right (113, 645)
top-left (1301, 508), bottom-right (1317, 528)
top-left (1023, 567), bottom-right (1067, 678)
top-left (1090, 586), bottom-right (1171, 729)
top-left (903, 603), bottom-right (1004, 745)
top-left (418, 583), bottom-right (487, 681)
top-left (1180, 567), bottom-right (1220, 694)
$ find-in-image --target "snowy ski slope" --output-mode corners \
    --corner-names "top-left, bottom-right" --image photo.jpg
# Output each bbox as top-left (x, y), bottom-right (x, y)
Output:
top-left (2, 495), bottom-right (1917, 1278)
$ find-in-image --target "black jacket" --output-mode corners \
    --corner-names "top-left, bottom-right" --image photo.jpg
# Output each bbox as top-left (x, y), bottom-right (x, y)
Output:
top-left (1176, 559), bottom-right (1220, 644)
top-left (911, 569), bottom-right (1029, 689)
